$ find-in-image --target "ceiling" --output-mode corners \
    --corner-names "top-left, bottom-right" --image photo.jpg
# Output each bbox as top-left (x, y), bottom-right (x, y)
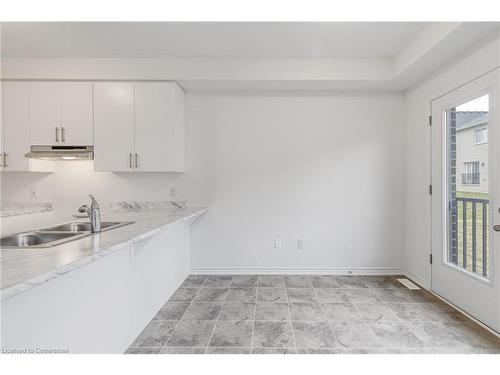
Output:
top-left (1, 22), bottom-right (427, 59)
top-left (1, 22), bottom-right (499, 91)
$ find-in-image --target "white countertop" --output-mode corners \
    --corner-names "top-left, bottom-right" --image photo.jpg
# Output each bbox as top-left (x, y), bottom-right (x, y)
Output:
top-left (0, 206), bottom-right (207, 301)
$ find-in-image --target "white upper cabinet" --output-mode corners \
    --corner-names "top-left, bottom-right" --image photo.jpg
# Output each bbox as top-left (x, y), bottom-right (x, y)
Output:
top-left (93, 82), bottom-right (135, 172)
top-left (29, 82), bottom-right (61, 145)
top-left (134, 82), bottom-right (186, 172)
top-left (61, 82), bottom-right (94, 145)
top-left (29, 82), bottom-right (93, 145)
top-left (3, 80), bottom-right (185, 173)
top-left (94, 81), bottom-right (186, 172)
top-left (1, 82), bottom-right (54, 172)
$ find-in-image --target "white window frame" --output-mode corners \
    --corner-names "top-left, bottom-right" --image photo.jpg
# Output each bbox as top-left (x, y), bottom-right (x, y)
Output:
top-left (474, 127), bottom-right (488, 145)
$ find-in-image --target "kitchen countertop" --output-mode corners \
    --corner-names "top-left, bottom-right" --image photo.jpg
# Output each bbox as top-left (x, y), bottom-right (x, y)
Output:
top-left (0, 205), bottom-right (207, 301)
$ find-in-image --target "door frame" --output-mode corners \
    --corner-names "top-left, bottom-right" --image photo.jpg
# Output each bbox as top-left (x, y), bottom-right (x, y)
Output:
top-left (429, 68), bottom-right (500, 333)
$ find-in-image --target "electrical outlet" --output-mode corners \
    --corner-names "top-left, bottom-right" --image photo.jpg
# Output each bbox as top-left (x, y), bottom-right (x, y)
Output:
top-left (274, 239), bottom-right (282, 249)
top-left (296, 239), bottom-right (304, 249)
top-left (30, 187), bottom-right (39, 199)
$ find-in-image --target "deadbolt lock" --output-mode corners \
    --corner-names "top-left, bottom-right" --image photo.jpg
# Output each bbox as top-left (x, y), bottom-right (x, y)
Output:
top-left (494, 225), bottom-right (500, 232)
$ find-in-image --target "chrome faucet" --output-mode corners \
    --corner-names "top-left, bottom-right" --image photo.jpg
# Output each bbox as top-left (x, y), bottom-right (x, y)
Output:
top-left (78, 194), bottom-right (102, 233)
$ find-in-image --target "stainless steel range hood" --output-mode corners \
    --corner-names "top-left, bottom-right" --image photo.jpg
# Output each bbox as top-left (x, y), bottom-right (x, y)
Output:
top-left (25, 145), bottom-right (94, 160)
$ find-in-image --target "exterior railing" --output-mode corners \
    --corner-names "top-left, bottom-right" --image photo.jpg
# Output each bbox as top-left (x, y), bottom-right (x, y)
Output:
top-left (461, 173), bottom-right (480, 185)
top-left (455, 197), bottom-right (489, 277)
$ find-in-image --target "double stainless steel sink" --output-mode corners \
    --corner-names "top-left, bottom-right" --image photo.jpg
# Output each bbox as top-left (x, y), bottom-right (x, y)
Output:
top-left (0, 221), bottom-right (134, 248)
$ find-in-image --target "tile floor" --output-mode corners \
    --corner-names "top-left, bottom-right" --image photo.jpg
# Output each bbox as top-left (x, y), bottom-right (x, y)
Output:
top-left (125, 275), bottom-right (500, 354)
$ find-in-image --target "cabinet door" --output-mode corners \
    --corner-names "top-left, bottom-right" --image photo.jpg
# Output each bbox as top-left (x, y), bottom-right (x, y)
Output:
top-left (29, 82), bottom-right (61, 145)
top-left (2, 82), bottom-right (30, 170)
top-left (0, 83), bottom-right (4, 170)
top-left (134, 82), bottom-right (185, 172)
top-left (61, 82), bottom-right (93, 145)
top-left (2, 82), bottom-right (54, 172)
top-left (93, 82), bottom-right (135, 171)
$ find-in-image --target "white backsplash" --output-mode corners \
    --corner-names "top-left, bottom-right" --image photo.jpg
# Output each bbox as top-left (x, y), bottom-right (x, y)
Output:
top-left (0, 201), bottom-right (54, 217)
top-left (0, 160), bottom-right (187, 222)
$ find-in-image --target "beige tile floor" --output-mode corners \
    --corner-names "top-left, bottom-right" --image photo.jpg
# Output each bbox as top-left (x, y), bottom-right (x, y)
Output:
top-left (126, 275), bottom-right (500, 354)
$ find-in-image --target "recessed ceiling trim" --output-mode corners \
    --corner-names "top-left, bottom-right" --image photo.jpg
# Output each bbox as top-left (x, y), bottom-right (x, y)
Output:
top-left (1, 22), bottom-right (499, 91)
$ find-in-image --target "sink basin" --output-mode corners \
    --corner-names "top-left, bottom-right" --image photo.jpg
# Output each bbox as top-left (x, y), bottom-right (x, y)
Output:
top-left (42, 221), bottom-right (125, 232)
top-left (1, 221), bottom-right (134, 248)
top-left (0, 232), bottom-right (85, 248)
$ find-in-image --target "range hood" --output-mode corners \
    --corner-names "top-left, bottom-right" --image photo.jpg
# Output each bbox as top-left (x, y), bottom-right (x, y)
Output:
top-left (25, 145), bottom-right (94, 160)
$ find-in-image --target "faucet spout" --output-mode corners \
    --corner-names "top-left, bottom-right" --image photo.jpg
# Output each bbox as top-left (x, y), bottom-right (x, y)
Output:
top-left (89, 194), bottom-right (99, 209)
top-left (77, 195), bottom-right (102, 233)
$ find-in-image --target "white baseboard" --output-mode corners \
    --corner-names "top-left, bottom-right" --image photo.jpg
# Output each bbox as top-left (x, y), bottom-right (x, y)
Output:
top-left (190, 266), bottom-right (405, 276)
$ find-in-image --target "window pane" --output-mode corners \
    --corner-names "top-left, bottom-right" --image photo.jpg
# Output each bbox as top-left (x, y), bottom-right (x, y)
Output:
top-left (446, 94), bottom-right (490, 278)
top-left (474, 128), bottom-right (487, 144)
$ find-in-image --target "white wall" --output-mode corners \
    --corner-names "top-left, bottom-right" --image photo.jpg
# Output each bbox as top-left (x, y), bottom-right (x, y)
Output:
top-left (403, 34), bottom-right (500, 287)
top-left (1, 32), bottom-right (499, 283)
top-left (1, 93), bottom-right (405, 273)
top-left (6, 36), bottom-right (498, 277)
top-left (184, 94), bottom-right (405, 272)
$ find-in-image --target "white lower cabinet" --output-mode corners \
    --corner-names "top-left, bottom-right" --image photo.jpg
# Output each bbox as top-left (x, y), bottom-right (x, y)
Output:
top-left (0, 221), bottom-right (191, 353)
top-left (93, 81), bottom-right (186, 172)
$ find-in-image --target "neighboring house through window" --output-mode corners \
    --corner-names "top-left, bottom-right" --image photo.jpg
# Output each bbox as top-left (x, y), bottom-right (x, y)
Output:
top-left (474, 127), bottom-right (487, 144)
top-left (462, 161), bottom-right (480, 185)
top-left (455, 111), bottom-right (488, 190)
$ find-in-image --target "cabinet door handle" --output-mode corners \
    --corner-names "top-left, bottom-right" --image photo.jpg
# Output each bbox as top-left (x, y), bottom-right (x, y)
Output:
top-left (61, 127), bottom-right (66, 143)
top-left (135, 153), bottom-right (139, 168)
top-left (129, 153), bottom-right (134, 168)
top-left (55, 127), bottom-right (60, 143)
top-left (4, 153), bottom-right (8, 167)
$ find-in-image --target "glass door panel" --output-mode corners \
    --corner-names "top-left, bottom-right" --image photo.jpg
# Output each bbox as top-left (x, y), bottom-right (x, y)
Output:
top-left (445, 94), bottom-right (490, 278)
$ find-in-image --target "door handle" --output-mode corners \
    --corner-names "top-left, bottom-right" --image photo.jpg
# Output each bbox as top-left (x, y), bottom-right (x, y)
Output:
top-left (55, 127), bottom-right (60, 143)
top-left (61, 127), bottom-right (66, 143)
top-left (494, 225), bottom-right (500, 232)
top-left (135, 153), bottom-right (139, 168)
top-left (129, 153), bottom-right (134, 169)
top-left (3, 153), bottom-right (8, 167)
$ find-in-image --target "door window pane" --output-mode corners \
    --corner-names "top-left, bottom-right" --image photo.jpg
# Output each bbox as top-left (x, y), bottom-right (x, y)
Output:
top-left (446, 94), bottom-right (490, 278)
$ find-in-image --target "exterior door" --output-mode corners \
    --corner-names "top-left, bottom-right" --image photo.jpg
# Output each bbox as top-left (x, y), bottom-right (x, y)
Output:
top-left (431, 69), bottom-right (500, 333)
